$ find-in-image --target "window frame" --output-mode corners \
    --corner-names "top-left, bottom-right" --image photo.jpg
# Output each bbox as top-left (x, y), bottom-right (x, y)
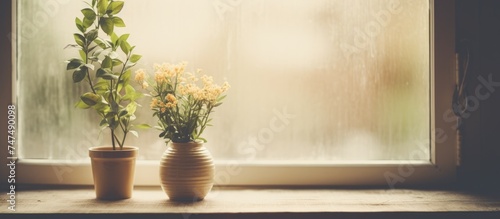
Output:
top-left (9, 0), bottom-right (457, 187)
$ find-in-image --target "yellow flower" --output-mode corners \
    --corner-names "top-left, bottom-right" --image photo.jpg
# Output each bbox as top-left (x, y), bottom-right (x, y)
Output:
top-left (134, 69), bottom-right (146, 83)
top-left (185, 72), bottom-right (198, 82)
top-left (150, 98), bottom-right (159, 109)
top-left (166, 93), bottom-right (177, 103)
top-left (201, 75), bottom-right (213, 87)
top-left (142, 81), bottom-right (149, 89)
top-left (178, 84), bottom-right (187, 95)
top-left (160, 107), bottom-right (166, 113)
top-left (154, 72), bottom-right (166, 83)
top-left (166, 102), bottom-right (177, 108)
top-left (222, 81), bottom-right (230, 92)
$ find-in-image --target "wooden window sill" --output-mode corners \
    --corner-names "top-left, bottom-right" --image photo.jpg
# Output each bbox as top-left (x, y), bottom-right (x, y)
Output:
top-left (2, 186), bottom-right (500, 219)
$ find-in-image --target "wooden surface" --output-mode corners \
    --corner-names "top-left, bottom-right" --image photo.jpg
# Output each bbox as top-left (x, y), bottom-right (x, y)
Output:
top-left (1, 186), bottom-right (500, 218)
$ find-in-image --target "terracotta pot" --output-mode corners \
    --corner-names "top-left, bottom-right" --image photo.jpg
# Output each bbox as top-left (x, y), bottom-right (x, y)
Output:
top-left (89, 146), bottom-right (138, 200)
top-left (160, 141), bottom-right (214, 201)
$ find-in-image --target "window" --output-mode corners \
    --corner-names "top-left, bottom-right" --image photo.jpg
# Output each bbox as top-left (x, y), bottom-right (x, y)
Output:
top-left (13, 0), bottom-right (456, 186)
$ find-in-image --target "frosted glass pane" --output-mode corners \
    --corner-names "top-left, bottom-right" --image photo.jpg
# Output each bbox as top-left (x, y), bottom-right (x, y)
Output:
top-left (18, 0), bottom-right (430, 161)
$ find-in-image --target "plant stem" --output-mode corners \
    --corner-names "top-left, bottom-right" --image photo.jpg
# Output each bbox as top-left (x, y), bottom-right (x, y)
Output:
top-left (120, 131), bottom-right (127, 150)
top-left (84, 48), bottom-right (97, 94)
top-left (197, 106), bottom-right (212, 139)
top-left (113, 55), bottom-right (130, 101)
top-left (111, 128), bottom-right (116, 150)
top-left (113, 134), bottom-right (122, 149)
top-left (118, 120), bottom-right (127, 148)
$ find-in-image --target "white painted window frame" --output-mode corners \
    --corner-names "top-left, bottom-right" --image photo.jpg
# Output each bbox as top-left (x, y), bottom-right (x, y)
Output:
top-left (10, 0), bottom-right (456, 187)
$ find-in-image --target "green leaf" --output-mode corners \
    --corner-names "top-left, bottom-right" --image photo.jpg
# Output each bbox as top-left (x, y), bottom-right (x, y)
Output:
top-left (105, 111), bottom-right (117, 119)
top-left (112, 59), bottom-right (123, 66)
top-left (97, 0), bottom-right (109, 15)
top-left (105, 39), bottom-right (113, 47)
top-left (116, 33), bottom-right (129, 47)
top-left (81, 92), bottom-right (100, 106)
top-left (129, 130), bottom-right (138, 138)
top-left (101, 56), bottom-right (112, 69)
top-left (135, 124), bottom-right (152, 129)
top-left (66, 58), bottom-right (83, 70)
top-left (159, 130), bottom-right (167, 138)
top-left (92, 0), bottom-right (97, 7)
top-left (120, 40), bottom-right (131, 54)
top-left (81, 8), bottom-right (96, 20)
top-left (120, 69), bottom-right (131, 83)
top-left (91, 48), bottom-right (104, 57)
top-left (88, 45), bottom-right (99, 53)
top-left (108, 51), bottom-right (119, 59)
top-left (64, 44), bottom-right (81, 50)
top-left (129, 114), bottom-right (136, 121)
top-left (107, 1), bottom-right (124, 15)
top-left (75, 17), bottom-right (85, 33)
top-left (121, 116), bottom-right (130, 127)
top-left (74, 100), bottom-right (91, 109)
top-left (96, 68), bottom-right (108, 76)
top-left (110, 32), bottom-right (119, 45)
top-left (96, 68), bottom-right (117, 80)
top-left (123, 62), bottom-right (136, 71)
top-left (102, 74), bottom-right (119, 80)
top-left (130, 54), bottom-right (142, 63)
top-left (94, 80), bottom-right (109, 89)
top-left (118, 109), bottom-right (128, 117)
top-left (81, 8), bottom-right (96, 28)
top-left (84, 64), bottom-right (95, 71)
top-left (112, 17), bottom-right (125, 27)
top-left (94, 102), bottom-right (110, 113)
top-left (122, 91), bottom-right (142, 101)
top-left (121, 73), bottom-right (142, 100)
top-left (82, 17), bottom-right (94, 29)
top-left (88, 56), bottom-right (99, 62)
top-left (107, 117), bottom-right (118, 130)
top-left (78, 50), bottom-right (86, 60)
top-left (125, 84), bottom-right (135, 95)
top-left (217, 95), bottom-right (227, 102)
top-left (125, 101), bottom-right (137, 115)
top-left (74, 33), bottom-right (85, 47)
top-left (197, 137), bottom-right (208, 143)
top-left (95, 85), bottom-right (108, 95)
top-left (85, 29), bottom-right (99, 43)
top-left (99, 118), bottom-right (108, 127)
top-left (117, 82), bottom-right (124, 93)
top-left (94, 38), bottom-right (109, 49)
top-left (119, 33), bottom-right (130, 41)
top-left (110, 101), bottom-right (119, 114)
top-left (75, 17), bottom-right (83, 26)
top-left (72, 68), bottom-right (87, 83)
top-left (99, 17), bottom-right (114, 35)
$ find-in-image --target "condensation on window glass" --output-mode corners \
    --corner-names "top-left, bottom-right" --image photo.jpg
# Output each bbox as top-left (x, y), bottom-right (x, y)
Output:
top-left (18, 0), bottom-right (430, 161)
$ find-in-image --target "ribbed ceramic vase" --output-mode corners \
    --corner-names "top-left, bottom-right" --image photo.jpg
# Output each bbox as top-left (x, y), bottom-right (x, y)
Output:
top-left (89, 146), bottom-right (138, 200)
top-left (159, 141), bottom-right (214, 201)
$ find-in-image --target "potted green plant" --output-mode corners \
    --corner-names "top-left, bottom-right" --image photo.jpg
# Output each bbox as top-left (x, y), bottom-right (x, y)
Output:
top-left (135, 62), bottom-right (230, 201)
top-left (65, 0), bottom-right (144, 199)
